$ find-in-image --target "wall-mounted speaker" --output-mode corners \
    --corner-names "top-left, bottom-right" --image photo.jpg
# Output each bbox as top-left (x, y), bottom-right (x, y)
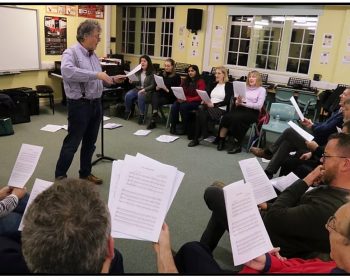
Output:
top-left (186, 9), bottom-right (203, 33)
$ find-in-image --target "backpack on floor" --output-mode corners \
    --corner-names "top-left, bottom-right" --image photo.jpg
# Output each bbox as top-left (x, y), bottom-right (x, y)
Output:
top-left (0, 118), bottom-right (14, 136)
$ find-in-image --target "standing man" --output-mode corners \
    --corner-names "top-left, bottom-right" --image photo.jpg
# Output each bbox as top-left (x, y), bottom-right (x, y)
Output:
top-left (55, 20), bottom-right (113, 184)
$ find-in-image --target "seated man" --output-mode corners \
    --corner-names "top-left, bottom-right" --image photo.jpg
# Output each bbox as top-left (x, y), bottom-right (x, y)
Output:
top-left (250, 87), bottom-right (350, 178)
top-left (20, 178), bottom-right (124, 274)
top-left (199, 133), bottom-right (350, 258)
top-left (280, 118), bottom-right (350, 179)
top-left (154, 200), bottom-right (350, 274)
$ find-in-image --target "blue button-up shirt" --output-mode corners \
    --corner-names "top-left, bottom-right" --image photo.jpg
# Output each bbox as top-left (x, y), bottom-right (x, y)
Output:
top-left (61, 43), bottom-right (103, 100)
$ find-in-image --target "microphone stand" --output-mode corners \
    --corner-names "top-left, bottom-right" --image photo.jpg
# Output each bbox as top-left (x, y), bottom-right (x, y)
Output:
top-left (92, 89), bottom-right (116, 165)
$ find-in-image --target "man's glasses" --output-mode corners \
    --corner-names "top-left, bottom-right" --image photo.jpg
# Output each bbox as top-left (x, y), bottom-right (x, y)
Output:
top-left (325, 215), bottom-right (350, 239)
top-left (322, 153), bottom-right (348, 161)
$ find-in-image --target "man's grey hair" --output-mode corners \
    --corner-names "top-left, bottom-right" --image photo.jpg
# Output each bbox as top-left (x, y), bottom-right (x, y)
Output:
top-left (76, 20), bottom-right (101, 43)
top-left (21, 178), bottom-right (111, 274)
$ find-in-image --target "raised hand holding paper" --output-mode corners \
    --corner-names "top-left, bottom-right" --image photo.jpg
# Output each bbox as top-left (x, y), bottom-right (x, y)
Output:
top-left (196, 89), bottom-right (211, 103)
top-left (154, 75), bottom-right (167, 90)
top-left (290, 96), bottom-right (304, 121)
top-left (233, 81), bottom-right (246, 99)
top-left (223, 180), bottom-right (273, 265)
top-left (171, 87), bottom-right (186, 101)
top-left (239, 157), bottom-right (277, 204)
top-left (8, 144), bottom-right (43, 188)
top-left (288, 121), bottom-right (314, 141)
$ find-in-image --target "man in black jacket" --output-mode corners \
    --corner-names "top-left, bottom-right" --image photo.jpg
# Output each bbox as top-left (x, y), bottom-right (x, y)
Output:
top-left (200, 133), bottom-right (350, 258)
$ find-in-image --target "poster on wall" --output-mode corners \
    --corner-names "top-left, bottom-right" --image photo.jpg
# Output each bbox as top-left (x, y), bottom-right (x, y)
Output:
top-left (78, 5), bottom-right (104, 19)
top-left (47, 5), bottom-right (77, 16)
top-left (322, 33), bottom-right (333, 48)
top-left (44, 16), bottom-right (67, 55)
top-left (320, 51), bottom-right (330, 64)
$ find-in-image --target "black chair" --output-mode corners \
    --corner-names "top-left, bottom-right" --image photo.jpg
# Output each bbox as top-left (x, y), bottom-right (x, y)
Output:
top-left (35, 85), bottom-right (55, 114)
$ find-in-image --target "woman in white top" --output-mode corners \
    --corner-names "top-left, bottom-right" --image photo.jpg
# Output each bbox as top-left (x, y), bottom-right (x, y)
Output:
top-left (217, 70), bottom-right (266, 154)
top-left (188, 66), bottom-right (233, 147)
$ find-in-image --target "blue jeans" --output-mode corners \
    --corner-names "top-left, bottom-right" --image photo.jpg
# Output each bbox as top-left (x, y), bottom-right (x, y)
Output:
top-left (55, 98), bottom-right (102, 178)
top-left (124, 88), bottom-right (147, 115)
top-left (0, 193), bottom-right (29, 238)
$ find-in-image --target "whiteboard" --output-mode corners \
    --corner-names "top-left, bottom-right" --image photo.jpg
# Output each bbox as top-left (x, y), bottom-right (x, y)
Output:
top-left (0, 6), bottom-right (40, 72)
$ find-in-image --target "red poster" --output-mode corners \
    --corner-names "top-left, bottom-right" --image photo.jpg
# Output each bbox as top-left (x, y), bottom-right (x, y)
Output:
top-left (44, 16), bottom-right (67, 55)
top-left (78, 5), bottom-right (104, 19)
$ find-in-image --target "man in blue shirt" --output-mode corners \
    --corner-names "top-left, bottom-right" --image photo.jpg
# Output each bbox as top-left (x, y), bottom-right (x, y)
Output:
top-left (55, 20), bottom-right (113, 184)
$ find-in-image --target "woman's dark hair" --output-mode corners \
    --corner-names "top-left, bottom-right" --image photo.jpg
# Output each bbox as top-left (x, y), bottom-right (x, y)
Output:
top-left (183, 64), bottom-right (201, 87)
top-left (139, 54), bottom-right (154, 75)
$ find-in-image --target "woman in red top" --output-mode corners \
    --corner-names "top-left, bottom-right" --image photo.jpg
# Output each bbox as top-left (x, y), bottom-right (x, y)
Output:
top-left (170, 65), bottom-right (206, 136)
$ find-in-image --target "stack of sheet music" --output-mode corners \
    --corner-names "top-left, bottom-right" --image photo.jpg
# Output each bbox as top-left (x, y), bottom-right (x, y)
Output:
top-left (108, 153), bottom-right (184, 242)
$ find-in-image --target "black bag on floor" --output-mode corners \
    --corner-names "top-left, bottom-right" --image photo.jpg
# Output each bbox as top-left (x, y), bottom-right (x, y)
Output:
top-left (0, 118), bottom-right (14, 136)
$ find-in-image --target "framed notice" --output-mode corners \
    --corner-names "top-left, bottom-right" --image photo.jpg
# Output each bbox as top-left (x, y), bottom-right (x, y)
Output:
top-left (44, 16), bottom-right (67, 55)
top-left (78, 5), bottom-right (104, 19)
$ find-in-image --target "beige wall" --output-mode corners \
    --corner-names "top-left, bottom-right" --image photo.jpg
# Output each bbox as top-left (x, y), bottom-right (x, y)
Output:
top-left (2, 5), bottom-right (350, 94)
top-left (0, 5), bottom-right (106, 100)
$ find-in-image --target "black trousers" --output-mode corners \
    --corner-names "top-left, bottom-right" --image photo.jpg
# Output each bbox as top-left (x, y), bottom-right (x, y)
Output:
top-left (193, 106), bottom-right (225, 140)
top-left (150, 91), bottom-right (175, 113)
top-left (175, 241), bottom-right (231, 274)
top-left (279, 156), bottom-right (320, 178)
top-left (220, 106), bottom-right (259, 144)
top-left (265, 128), bottom-right (309, 174)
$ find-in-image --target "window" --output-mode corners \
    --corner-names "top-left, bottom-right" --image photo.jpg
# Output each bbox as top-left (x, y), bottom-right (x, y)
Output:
top-left (119, 6), bottom-right (175, 58)
top-left (287, 17), bottom-right (316, 74)
top-left (121, 7), bottom-right (136, 54)
top-left (140, 7), bottom-right (156, 56)
top-left (226, 15), bottom-right (318, 74)
top-left (227, 16), bottom-right (251, 67)
top-left (161, 7), bottom-right (175, 58)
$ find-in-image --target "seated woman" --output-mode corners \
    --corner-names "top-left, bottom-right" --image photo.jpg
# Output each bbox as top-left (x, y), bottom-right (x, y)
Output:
top-left (124, 54), bottom-right (155, 124)
top-left (0, 186), bottom-right (28, 240)
top-left (170, 65), bottom-right (206, 136)
top-left (188, 66), bottom-right (233, 147)
top-left (217, 70), bottom-right (266, 154)
top-left (147, 58), bottom-right (181, 129)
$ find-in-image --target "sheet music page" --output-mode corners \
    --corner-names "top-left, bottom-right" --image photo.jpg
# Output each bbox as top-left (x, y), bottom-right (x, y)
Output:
top-left (288, 121), bottom-right (314, 142)
top-left (124, 70), bottom-right (138, 82)
top-left (196, 89), bottom-right (211, 103)
top-left (135, 153), bottom-right (184, 212)
top-left (290, 96), bottom-right (304, 121)
top-left (239, 158), bottom-right (277, 204)
top-left (126, 64), bottom-right (141, 77)
top-left (171, 87), bottom-right (186, 100)
top-left (223, 180), bottom-right (273, 265)
top-left (18, 178), bottom-right (53, 231)
top-left (134, 130), bottom-right (152, 136)
top-left (40, 124), bottom-right (63, 132)
top-left (233, 81), bottom-right (246, 98)
top-left (156, 135), bottom-right (179, 143)
top-left (154, 75), bottom-right (167, 90)
top-left (8, 144), bottom-right (43, 188)
top-left (110, 154), bottom-right (178, 241)
top-left (103, 123), bottom-right (123, 129)
top-left (270, 172), bottom-right (299, 192)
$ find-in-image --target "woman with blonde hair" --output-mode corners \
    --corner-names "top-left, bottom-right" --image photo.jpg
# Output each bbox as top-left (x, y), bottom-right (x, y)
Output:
top-left (188, 66), bottom-right (233, 147)
top-left (217, 70), bottom-right (266, 153)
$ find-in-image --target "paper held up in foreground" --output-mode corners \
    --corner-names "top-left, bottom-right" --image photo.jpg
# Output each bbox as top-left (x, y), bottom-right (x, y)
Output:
top-left (154, 75), bottom-right (167, 90)
top-left (288, 121), bottom-right (314, 142)
top-left (239, 157), bottom-right (277, 205)
top-left (124, 64), bottom-right (141, 82)
top-left (8, 143), bottom-right (43, 188)
top-left (108, 153), bottom-right (184, 242)
top-left (223, 180), bottom-right (273, 265)
top-left (18, 178), bottom-right (53, 231)
top-left (290, 96), bottom-right (304, 121)
top-left (171, 87), bottom-right (187, 100)
top-left (196, 89), bottom-right (211, 103)
top-left (233, 81), bottom-right (246, 99)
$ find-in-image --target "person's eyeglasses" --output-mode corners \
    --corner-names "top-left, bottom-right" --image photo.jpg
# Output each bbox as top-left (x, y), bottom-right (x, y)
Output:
top-left (325, 215), bottom-right (336, 231)
top-left (322, 153), bottom-right (348, 161)
top-left (90, 34), bottom-right (101, 40)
